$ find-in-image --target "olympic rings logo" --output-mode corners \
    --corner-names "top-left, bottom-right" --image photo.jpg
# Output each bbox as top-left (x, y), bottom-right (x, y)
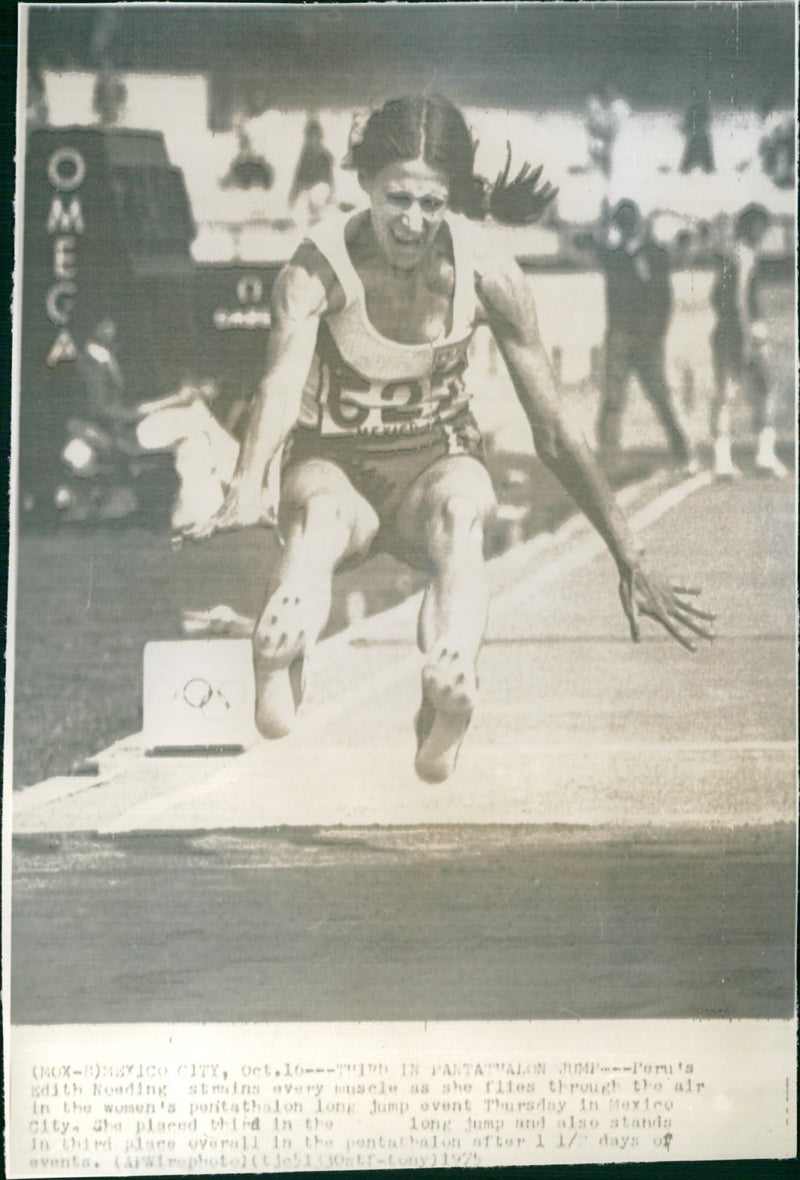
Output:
top-left (181, 676), bottom-right (244, 721)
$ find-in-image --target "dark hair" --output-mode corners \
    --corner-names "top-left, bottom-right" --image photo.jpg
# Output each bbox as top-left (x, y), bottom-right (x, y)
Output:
top-left (609, 198), bottom-right (641, 231)
top-left (734, 202), bottom-right (770, 241)
top-left (350, 95), bottom-right (557, 225)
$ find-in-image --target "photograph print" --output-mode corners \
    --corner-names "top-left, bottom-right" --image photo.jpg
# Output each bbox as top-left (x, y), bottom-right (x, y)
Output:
top-left (5, 2), bottom-right (797, 1173)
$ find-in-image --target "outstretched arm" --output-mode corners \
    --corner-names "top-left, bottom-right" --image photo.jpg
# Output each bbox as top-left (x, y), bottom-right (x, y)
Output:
top-left (477, 260), bottom-right (713, 650)
top-left (184, 257), bottom-right (327, 537)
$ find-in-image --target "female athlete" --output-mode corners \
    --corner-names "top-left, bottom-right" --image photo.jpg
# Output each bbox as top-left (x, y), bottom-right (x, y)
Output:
top-left (187, 95), bottom-right (713, 782)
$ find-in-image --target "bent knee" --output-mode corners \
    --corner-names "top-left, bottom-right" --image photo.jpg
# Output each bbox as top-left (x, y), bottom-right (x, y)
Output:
top-left (278, 488), bottom-right (340, 535)
top-left (280, 469), bottom-right (378, 557)
top-left (427, 492), bottom-right (492, 553)
top-left (441, 492), bottom-right (486, 529)
top-left (281, 459), bottom-right (343, 506)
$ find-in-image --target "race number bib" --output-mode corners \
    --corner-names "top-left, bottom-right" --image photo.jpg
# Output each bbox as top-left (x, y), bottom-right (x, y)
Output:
top-left (315, 331), bottom-right (471, 437)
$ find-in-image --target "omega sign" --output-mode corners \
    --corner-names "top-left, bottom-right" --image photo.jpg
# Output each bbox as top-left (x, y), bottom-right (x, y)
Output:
top-left (213, 275), bottom-right (272, 330)
top-left (44, 146), bottom-right (86, 367)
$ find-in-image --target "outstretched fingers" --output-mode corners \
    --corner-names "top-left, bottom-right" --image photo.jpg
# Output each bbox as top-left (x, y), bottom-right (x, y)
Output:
top-left (675, 599), bottom-right (716, 623)
top-left (668, 605), bottom-right (715, 640)
top-left (671, 587), bottom-right (716, 630)
top-left (640, 604), bottom-right (698, 651)
top-left (623, 566), bottom-right (715, 650)
top-left (674, 599), bottom-right (712, 627)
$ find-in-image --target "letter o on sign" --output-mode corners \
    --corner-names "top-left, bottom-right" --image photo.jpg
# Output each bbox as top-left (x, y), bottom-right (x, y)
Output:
top-left (47, 148), bottom-right (86, 192)
top-left (236, 275), bottom-right (263, 306)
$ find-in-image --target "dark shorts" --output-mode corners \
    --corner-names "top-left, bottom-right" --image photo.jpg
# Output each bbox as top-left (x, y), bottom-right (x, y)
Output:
top-left (282, 408), bottom-right (486, 549)
top-left (711, 322), bottom-right (744, 380)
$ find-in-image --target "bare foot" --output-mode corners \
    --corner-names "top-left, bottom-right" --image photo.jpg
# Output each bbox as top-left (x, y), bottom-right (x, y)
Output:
top-left (252, 585), bottom-right (313, 738)
top-left (414, 641), bottom-right (478, 784)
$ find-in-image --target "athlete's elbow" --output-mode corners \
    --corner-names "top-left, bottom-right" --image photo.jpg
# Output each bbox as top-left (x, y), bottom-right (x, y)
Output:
top-left (531, 408), bottom-right (583, 467)
top-left (529, 419), bottom-right (562, 465)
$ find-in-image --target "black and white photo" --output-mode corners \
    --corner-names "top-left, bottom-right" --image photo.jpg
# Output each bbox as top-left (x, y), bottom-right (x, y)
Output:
top-left (4, 3), bottom-right (797, 1173)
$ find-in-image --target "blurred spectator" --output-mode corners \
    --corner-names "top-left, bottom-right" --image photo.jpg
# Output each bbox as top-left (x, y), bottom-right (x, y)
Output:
top-left (709, 203), bottom-right (787, 479)
top-left (78, 320), bottom-right (132, 429)
top-left (89, 10), bottom-right (127, 127)
top-left (59, 320), bottom-right (142, 521)
top-left (586, 85), bottom-right (631, 180)
top-left (92, 65), bottom-right (127, 126)
top-left (671, 228), bottom-right (694, 268)
top-left (694, 220), bottom-right (714, 262)
top-left (221, 121), bottom-right (275, 190)
top-left (289, 117), bottom-right (335, 223)
top-left (758, 100), bottom-right (794, 190)
top-left (594, 200), bottom-right (692, 468)
top-left (26, 64), bottom-right (49, 130)
top-left (136, 381), bottom-right (240, 534)
top-left (679, 97), bottom-right (715, 174)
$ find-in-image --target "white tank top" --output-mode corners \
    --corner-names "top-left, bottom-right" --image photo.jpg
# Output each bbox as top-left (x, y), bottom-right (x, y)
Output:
top-left (298, 212), bottom-right (477, 437)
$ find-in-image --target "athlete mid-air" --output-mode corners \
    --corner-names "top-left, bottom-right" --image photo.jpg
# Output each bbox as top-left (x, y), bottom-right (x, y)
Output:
top-left (186, 95), bottom-right (714, 782)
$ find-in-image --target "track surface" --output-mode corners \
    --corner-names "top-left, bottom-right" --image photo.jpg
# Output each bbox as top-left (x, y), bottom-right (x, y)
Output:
top-left (12, 824), bottom-right (795, 1024)
top-left (10, 475), bottom-right (797, 1024)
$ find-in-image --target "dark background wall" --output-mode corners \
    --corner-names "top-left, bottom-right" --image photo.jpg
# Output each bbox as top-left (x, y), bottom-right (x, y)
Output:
top-left (28, 3), bottom-right (795, 115)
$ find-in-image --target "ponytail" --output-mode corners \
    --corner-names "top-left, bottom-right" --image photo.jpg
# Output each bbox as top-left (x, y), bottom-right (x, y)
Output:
top-left (482, 143), bottom-right (558, 225)
top-left (439, 141), bottom-right (558, 225)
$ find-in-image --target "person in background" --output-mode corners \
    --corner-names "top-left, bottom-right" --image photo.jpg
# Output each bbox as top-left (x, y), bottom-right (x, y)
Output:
top-left (586, 85), bottom-right (630, 182)
top-left (89, 8), bottom-right (127, 127)
top-left (221, 120), bottom-right (275, 191)
top-left (77, 320), bottom-right (136, 435)
top-left (26, 63), bottom-right (49, 130)
top-left (758, 100), bottom-right (794, 191)
top-left (92, 64), bottom-right (128, 127)
top-left (709, 203), bottom-right (788, 480)
top-left (595, 200), bottom-right (693, 470)
top-left (135, 379), bottom-right (244, 535)
top-left (679, 97), bottom-right (714, 174)
top-left (289, 118), bottom-right (335, 224)
top-left (58, 320), bottom-right (141, 519)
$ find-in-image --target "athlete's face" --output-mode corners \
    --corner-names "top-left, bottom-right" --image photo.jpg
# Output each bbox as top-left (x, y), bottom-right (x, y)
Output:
top-left (363, 159), bottom-right (450, 271)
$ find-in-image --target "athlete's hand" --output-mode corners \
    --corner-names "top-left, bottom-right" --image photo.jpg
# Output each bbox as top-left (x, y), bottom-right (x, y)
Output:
top-left (181, 475), bottom-right (278, 540)
top-left (618, 558), bottom-right (715, 652)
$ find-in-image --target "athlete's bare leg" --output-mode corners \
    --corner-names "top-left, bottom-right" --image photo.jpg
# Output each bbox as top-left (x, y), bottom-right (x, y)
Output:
top-left (254, 459), bottom-right (378, 737)
top-left (394, 456), bottom-right (496, 783)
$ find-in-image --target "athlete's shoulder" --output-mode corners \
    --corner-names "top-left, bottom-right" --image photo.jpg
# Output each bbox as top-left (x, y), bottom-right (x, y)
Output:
top-left (470, 226), bottom-right (539, 341)
top-left (455, 216), bottom-right (517, 283)
top-left (272, 237), bottom-right (345, 322)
